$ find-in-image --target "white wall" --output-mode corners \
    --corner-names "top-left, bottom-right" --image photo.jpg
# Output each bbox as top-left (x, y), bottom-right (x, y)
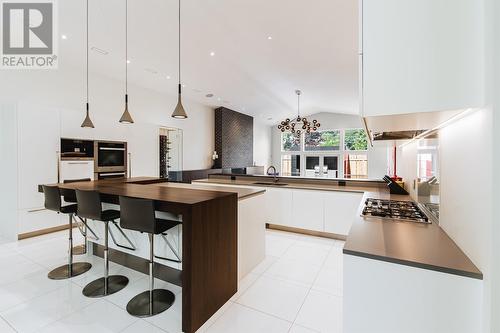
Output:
top-left (0, 104), bottom-right (19, 240)
top-left (253, 119), bottom-right (272, 169)
top-left (271, 112), bottom-right (389, 178)
top-left (489, 1), bottom-right (500, 331)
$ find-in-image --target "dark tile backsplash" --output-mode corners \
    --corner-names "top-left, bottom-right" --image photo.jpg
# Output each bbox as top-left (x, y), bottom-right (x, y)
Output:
top-left (214, 107), bottom-right (253, 168)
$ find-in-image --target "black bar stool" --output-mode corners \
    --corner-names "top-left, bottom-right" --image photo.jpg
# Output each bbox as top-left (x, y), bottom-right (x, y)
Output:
top-left (75, 189), bottom-right (129, 297)
top-left (119, 196), bottom-right (180, 317)
top-left (42, 185), bottom-right (92, 280)
top-left (62, 178), bottom-right (99, 255)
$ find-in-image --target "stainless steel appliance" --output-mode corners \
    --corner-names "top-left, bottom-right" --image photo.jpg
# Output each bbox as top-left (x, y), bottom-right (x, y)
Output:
top-left (96, 171), bottom-right (127, 180)
top-left (94, 141), bottom-right (127, 177)
top-left (361, 198), bottom-right (430, 224)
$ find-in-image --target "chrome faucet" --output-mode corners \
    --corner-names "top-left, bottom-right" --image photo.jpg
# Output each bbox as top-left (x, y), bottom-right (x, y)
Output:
top-left (267, 166), bottom-right (278, 183)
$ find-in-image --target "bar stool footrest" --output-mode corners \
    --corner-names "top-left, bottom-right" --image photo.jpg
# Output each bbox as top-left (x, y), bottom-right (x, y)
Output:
top-left (82, 275), bottom-right (129, 298)
top-left (126, 289), bottom-right (175, 318)
top-left (48, 262), bottom-right (92, 280)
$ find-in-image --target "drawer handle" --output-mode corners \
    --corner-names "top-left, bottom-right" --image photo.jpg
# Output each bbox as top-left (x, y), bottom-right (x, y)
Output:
top-left (27, 208), bottom-right (47, 213)
top-left (67, 162), bottom-right (90, 165)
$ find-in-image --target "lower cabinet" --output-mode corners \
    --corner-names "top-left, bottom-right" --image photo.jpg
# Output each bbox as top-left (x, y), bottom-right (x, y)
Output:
top-left (291, 189), bottom-right (324, 232)
top-left (266, 187), bottom-right (292, 226)
top-left (266, 187), bottom-right (363, 237)
top-left (324, 191), bottom-right (364, 236)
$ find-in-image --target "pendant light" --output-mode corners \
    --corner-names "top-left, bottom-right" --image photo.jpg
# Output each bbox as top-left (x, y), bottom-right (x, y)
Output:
top-left (277, 90), bottom-right (320, 137)
top-left (119, 0), bottom-right (134, 123)
top-left (81, 0), bottom-right (94, 128)
top-left (171, 0), bottom-right (188, 119)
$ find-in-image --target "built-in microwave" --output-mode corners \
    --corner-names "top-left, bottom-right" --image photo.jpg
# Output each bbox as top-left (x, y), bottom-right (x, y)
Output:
top-left (94, 140), bottom-right (127, 173)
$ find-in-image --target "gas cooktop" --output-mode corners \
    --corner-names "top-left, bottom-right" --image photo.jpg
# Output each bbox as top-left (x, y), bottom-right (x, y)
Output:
top-left (361, 198), bottom-right (430, 224)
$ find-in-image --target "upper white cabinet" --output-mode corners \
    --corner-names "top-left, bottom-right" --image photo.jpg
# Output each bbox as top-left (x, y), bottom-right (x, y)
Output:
top-left (361, 0), bottom-right (484, 117)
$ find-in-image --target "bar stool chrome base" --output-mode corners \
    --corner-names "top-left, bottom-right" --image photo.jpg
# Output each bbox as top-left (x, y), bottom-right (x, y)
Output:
top-left (72, 244), bottom-right (87, 255)
top-left (82, 275), bottom-right (129, 298)
top-left (126, 289), bottom-right (175, 318)
top-left (48, 262), bottom-right (92, 280)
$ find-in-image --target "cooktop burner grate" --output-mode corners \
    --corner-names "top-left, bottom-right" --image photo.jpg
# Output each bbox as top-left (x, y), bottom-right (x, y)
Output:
top-left (361, 198), bottom-right (430, 223)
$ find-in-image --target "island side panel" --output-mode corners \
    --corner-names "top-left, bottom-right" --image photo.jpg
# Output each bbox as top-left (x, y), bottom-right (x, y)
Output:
top-left (182, 193), bottom-right (238, 333)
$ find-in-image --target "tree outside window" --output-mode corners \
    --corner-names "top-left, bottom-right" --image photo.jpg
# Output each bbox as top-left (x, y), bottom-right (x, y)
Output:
top-left (345, 129), bottom-right (368, 151)
top-left (305, 130), bottom-right (340, 151)
top-left (282, 133), bottom-right (301, 151)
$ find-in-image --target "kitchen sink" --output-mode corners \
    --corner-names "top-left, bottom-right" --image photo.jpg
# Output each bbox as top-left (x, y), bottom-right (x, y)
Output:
top-left (252, 182), bottom-right (288, 186)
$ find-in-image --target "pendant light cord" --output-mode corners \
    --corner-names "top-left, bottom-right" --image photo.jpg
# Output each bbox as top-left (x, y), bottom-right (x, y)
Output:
top-left (297, 92), bottom-right (300, 118)
top-left (125, 0), bottom-right (128, 96)
top-left (86, 0), bottom-right (89, 108)
top-left (178, 0), bottom-right (181, 92)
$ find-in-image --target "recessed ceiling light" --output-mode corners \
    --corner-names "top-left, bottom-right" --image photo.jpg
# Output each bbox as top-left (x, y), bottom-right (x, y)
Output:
top-left (182, 84), bottom-right (187, 88)
top-left (267, 36), bottom-right (272, 40)
top-left (127, 59), bottom-right (131, 64)
top-left (210, 51), bottom-right (215, 56)
top-left (217, 97), bottom-right (221, 101)
top-left (206, 93), bottom-right (214, 98)
top-left (166, 75), bottom-right (171, 79)
top-left (91, 47), bottom-right (108, 55)
top-left (61, 34), bottom-right (67, 40)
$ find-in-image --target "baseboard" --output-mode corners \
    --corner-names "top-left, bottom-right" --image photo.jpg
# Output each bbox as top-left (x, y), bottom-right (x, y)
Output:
top-left (266, 223), bottom-right (347, 241)
top-left (18, 224), bottom-right (74, 240)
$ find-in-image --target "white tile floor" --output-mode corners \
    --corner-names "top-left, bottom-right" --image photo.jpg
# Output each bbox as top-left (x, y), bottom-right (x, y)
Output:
top-left (0, 229), bottom-right (344, 333)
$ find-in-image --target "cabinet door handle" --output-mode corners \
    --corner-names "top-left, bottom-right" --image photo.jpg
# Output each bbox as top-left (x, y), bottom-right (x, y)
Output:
top-left (68, 162), bottom-right (89, 165)
top-left (27, 208), bottom-right (47, 213)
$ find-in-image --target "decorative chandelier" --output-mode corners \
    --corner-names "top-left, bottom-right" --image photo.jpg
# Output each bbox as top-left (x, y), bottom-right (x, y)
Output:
top-left (277, 90), bottom-right (320, 137)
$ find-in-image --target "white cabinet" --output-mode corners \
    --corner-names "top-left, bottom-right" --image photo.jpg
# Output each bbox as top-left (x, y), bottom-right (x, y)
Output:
top-left (265, 187), bottom-right (292, 226)
top-left (291, 189), bottom-right (324, 231)
top-left (18, 208), bottom-right (64, 234)
top-left (266, 186), bottom-right (363, 236)
top-left (17, 103), bottom-right (60, 210)
top-left (60, 160), bottom-right (94, 182)
top-left (324, 191), bottom-right (363, 236)
top-left (361, 0), bottom-right (484, 116)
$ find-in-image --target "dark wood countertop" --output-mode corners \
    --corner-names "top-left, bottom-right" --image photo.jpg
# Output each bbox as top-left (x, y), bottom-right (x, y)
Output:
top-left (44, 177), bottom-right (240, 206)
top-left (343, 191), bottom-right (483, 280)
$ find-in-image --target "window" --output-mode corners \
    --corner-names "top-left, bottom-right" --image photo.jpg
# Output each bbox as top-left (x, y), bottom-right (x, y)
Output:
top-left (281, 132), bottom-right (301, 152)
top-left (305, 156), bottom-right (320, 177)
top-left (323, 156), bottom-right (339, 178)
top-left (345, 129), bottom-right (368, 151)
top-left (281, 154), bottom-right (301, 176)
top-left (279, 127), bottom-right (369, 179)
top-left (305, 130), bottom-right (340, 151)
top-left (345, 154), bottom-right (368, 179)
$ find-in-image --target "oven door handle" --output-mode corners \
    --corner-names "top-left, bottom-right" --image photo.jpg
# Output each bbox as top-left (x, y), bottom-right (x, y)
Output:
top-left (99, 147), bottom-right (126, 151)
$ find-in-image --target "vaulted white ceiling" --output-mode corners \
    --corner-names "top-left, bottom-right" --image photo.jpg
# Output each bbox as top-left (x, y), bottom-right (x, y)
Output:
top-left (58, 0), bottom-right (359, 124)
